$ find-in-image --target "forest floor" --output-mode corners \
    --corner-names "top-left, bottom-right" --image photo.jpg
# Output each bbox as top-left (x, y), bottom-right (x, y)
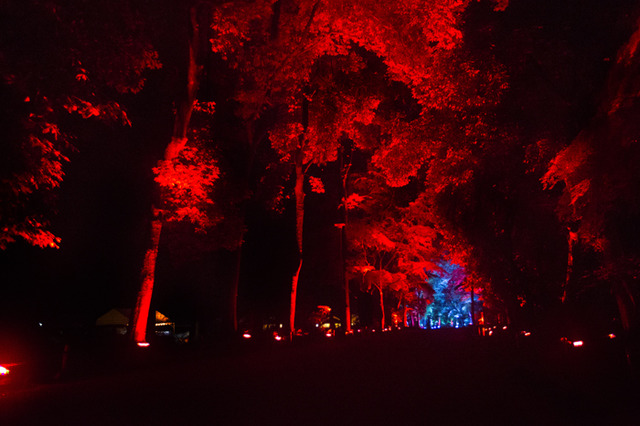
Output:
top-left (1, 328), bottom-right (638, 425)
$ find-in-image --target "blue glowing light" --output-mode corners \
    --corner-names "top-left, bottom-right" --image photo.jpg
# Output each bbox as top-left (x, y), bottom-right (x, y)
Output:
top-left (421, 261), bottom-right (478, 328)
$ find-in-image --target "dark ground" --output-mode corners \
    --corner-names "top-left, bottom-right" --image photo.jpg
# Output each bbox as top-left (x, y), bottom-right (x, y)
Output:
top-left (1, 329), bottom-right (638, 425)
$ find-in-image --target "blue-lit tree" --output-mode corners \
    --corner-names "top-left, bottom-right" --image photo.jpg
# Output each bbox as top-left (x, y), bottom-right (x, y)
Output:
top-left (424, 261), bottom-right (475, 328)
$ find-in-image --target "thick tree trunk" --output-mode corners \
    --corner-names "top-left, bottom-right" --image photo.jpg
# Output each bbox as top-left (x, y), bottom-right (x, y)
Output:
top-left (342, 225), bottom-right (351, 333)
top-left (131, 210), bottom-right (163, 343)
top-left (290, 258), bottom-right (303, 339)
top-left (289, 90), bottom-right (308, 339)
top-left (131, 5), bottom-right (202, 344)
top-left (403, 305), bottom-right (409, 327)
top-left (339, 147), bottom-right (352, 334)
top-left (290, 158), bottom-right (305, 339)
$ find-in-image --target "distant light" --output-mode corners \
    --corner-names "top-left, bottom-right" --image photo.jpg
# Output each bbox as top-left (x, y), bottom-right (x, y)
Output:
top-left (274, 335), bottom-right (283, 341)
top-left (502, 326), bottom-right (507, 330)
top-left (0, 366), bottom-right (9, 375)
top-left (488, 330), bottom-right (493, 336)
top-left (137, 342), bottom-right (150, 348)
top-left (242, 333), bottom-right (252, 339)
top-left (608, 333), bottom-right (616, 339)
top-left (573, 340), bottom-right (584, 347)
top-left (325, 332), bottom-right (333, 337)
top-left (38, 322), bottom-right (43, 327)
top-left (521, 331), bottom-right (531, 337)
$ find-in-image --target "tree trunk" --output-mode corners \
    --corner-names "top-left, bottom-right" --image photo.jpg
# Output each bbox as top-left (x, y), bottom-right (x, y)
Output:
top-left (378, 285), bottom-right (385, 331)
top-left (562, 228), bottom-right (578, 303)
top-left (339, 146), bottom-right (352, 334)
top-left (289, 90), bottom-right (308, 339)
top-left (131, 210), bottom-right (163, 343)
top-left (613, 279), bottom-right (639, 368)
top-left (290, 157), bottom-right (305, 339)
top-left (131, 5), bottom-right (202, 344)
top-left (342, 225), bottom-right (351, 333)
top-left (403, 305), bottom-right (409, 327)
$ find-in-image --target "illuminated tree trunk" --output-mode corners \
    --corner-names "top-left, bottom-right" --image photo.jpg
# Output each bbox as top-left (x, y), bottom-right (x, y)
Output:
top-left (562, 228), bottom-right (578, 303)
top-left (339, 146), bottom-right (352, 334)
top-left (290, 154), bottom-right (305, 339)
top-left (132, 211), bottom-right (163, 343)
top-left (290, 93), bottom-right (308, 339)
top-left (131, 5), bottom-right (202, 344)
top-left (403, 305), bottom-right (409, 327)
top-left (378, 284), bottom-right (385, 331)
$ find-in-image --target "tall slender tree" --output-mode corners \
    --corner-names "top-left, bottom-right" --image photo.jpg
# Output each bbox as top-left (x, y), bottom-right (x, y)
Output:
top-left (131, 3), bottom-right (217, 344)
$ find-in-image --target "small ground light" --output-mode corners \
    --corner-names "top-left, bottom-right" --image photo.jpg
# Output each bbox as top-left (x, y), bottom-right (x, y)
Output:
top-left (242, 333), bottom-right (251, 339)
top-left (572, 340), bottom-right (584, 347)
top-left (274, 335), bottom-right (283, 341)
top-left (137, 342), bottom-right (150, 348)
top-left (608, 333), bottom-right (616, 339)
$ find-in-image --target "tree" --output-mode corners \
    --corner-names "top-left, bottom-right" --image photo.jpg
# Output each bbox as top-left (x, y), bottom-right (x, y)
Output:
top-left (542, 12), bottom-right (640, 364)
top-left (130, 3), bottom-right (219, 344)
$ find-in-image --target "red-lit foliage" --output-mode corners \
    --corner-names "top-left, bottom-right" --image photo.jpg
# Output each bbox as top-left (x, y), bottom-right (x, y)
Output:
top-left (541, 17), bottom-right (640, 337)
top-left (0, 1), bottom-right (159, 249)
top-left (153, 144), bottom-right (220, 231)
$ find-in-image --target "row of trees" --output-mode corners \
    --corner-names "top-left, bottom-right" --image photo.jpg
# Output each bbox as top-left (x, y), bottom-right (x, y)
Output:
top-left (2, 0), bottom-right (640, 359)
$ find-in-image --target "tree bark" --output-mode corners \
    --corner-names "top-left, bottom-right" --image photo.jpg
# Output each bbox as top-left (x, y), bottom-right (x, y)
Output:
top-left (131, 210), bottom-right (163, 343)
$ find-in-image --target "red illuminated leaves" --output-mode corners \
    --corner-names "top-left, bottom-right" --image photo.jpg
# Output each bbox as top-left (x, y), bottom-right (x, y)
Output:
top-left (153, 146), bottom-right (220, 230)
top-left (0, 219), bottom-right (61, 250)
top-left (308, 176), bottom-right (325, 193)
top-left (343, 193), bottom-right (365, 210)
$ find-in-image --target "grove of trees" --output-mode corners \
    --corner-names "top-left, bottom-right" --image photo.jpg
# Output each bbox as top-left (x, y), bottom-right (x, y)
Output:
top-left (2, 0), bottom-right (640, 363)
